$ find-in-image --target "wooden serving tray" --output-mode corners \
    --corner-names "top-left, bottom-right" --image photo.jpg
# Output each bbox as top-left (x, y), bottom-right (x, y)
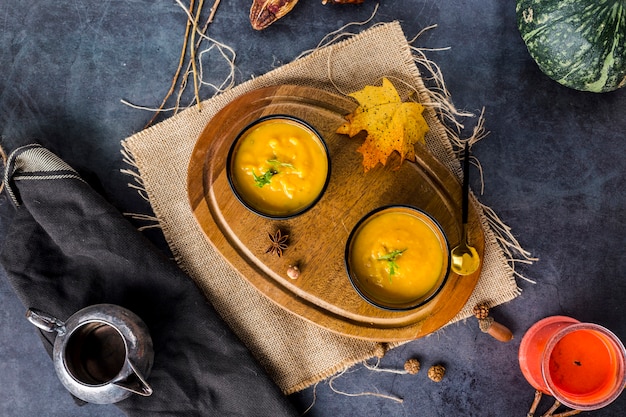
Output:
top-left (187, 85), bottom-right (484, 341)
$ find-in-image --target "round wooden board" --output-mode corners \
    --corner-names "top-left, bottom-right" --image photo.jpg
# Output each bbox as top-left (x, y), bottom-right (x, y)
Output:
top-left (187, 85), bottom-right (484, 341)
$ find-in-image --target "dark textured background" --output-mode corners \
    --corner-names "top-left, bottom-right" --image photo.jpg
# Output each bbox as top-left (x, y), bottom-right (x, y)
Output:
top-left (1, 1), bottom-right (625, 416)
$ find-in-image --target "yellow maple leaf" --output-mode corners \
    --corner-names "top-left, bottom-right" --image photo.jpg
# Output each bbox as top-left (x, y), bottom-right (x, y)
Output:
top-left (336, 78), bottom-right (429, 172)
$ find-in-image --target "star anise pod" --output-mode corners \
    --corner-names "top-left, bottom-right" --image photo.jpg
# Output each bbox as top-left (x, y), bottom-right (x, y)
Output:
top-left (266, 229), bottom-right (289, 257)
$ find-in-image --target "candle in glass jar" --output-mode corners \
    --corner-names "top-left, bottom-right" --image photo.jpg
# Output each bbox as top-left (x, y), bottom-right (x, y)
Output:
top-left (519, 316), bottom-right (626, 411)
top-left (548, 328), bottom-right (615, 396)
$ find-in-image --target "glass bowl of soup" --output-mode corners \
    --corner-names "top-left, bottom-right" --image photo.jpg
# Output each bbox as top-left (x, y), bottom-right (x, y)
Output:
top-left (226, 115), bottom-right (331, 219)
top-left (345, 205), bottom-right (451, 311)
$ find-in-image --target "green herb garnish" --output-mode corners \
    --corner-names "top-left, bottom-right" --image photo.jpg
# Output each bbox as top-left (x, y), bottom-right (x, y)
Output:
top-left (252, 159), bottom-right (294, 188)
top-left (253, 168), bottom-right (277, 188)
top-left (377, 248), bottom-right (407, 280)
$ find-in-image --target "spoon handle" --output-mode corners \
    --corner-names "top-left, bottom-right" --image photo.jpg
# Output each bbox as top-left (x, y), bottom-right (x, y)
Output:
top-left (461, 142), bottom-right (470, 225)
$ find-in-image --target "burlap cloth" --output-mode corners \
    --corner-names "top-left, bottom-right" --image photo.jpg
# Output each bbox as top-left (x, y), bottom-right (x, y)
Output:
top-left (122, 21), bottom-right (521, 394)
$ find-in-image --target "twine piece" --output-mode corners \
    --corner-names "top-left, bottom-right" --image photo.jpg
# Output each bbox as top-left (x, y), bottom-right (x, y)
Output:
top-left (362, 357), bottom-right (409, 375)
top-left (328, 368), bottom-right (404, 403)
top-left (122, 0), bottom-right (234, 124)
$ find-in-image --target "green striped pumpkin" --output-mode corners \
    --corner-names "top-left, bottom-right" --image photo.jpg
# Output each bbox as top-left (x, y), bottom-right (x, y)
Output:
top-left (516, 0), bottom-right (626, 92)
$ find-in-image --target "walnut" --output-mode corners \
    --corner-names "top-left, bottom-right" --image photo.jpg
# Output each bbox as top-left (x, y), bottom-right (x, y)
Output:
top-left (427, 364), bottom-right (446, 382)
top-left (404, 358), bottom-right (421, 375)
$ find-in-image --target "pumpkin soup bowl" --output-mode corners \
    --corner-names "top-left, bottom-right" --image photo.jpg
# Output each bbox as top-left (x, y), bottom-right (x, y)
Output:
top-left (226, 115), bottom-right (331, 219)
top-left (345, 205), bottom-right (451, 311)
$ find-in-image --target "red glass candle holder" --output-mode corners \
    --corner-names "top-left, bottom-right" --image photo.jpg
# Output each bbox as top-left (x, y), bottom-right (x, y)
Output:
top-left (519, 316), bottom-right (626, 411)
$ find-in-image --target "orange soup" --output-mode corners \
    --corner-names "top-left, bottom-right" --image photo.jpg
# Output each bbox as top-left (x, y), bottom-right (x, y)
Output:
top-left (229, 117), bottom-right (329, 217)
top-left (348, 207), bottom-right (448, 309)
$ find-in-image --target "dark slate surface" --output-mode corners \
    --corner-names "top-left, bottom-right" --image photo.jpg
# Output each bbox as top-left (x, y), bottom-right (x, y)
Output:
top-left (1, 1), bottom-right (625, 416)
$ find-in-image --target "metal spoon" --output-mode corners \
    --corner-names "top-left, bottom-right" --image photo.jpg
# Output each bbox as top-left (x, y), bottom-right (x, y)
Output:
top-left (450, 142), bottom-right (480, 275)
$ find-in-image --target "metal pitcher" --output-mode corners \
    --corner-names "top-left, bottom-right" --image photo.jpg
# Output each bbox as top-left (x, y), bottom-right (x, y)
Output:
top-left (26, 304), bottom-right (154, 404)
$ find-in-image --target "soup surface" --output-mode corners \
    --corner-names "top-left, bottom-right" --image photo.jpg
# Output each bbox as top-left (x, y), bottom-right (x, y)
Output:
top-left (231, 118), bottom-right (328, 216)
top-left (349, 210), bottom-right (446, 306)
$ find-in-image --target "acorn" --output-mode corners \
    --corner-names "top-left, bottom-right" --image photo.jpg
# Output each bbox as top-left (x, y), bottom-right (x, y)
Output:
top-left (473, 302), bottom-right (513, 342)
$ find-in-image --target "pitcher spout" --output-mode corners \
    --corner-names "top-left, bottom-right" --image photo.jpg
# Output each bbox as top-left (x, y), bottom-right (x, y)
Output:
top-left (112, 359), bottom-right (153, 397)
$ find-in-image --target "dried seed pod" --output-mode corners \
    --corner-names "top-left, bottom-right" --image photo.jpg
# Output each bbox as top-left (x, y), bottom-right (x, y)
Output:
top-left (250, 0), bottom-right (299, 30)
top-left (266, 229), bottom-right (289, 257)
top-left (427, 364), bottom-right (445, 382)
top-left (404, 358), bottom-right (421, 375)
top-left (473, 302), bottom-right (490, 320)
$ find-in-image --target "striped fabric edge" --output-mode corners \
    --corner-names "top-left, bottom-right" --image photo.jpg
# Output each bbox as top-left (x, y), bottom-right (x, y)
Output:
top-left (4, 144), bottom-right (84, 206)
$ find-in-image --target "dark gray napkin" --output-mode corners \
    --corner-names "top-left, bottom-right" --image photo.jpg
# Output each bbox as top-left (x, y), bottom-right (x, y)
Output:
top-left (0, 143), bottom-right (298, 417)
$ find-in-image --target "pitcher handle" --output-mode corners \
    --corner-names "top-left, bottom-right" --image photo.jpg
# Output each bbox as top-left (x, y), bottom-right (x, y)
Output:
top-left (25, 308), bottom-right (67, 336)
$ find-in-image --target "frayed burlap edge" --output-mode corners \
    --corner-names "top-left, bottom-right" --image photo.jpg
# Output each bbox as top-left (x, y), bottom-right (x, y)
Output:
top-left (120, 21), bottom-right (533, 394)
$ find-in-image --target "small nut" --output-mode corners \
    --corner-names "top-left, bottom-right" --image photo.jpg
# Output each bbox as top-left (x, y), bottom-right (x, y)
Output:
top-left (427, 364), bottom-right (446, 382)
top-left (287, 265), bottom-right (300, 279)
top-left (404, 358), bottom-right (421, 375)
